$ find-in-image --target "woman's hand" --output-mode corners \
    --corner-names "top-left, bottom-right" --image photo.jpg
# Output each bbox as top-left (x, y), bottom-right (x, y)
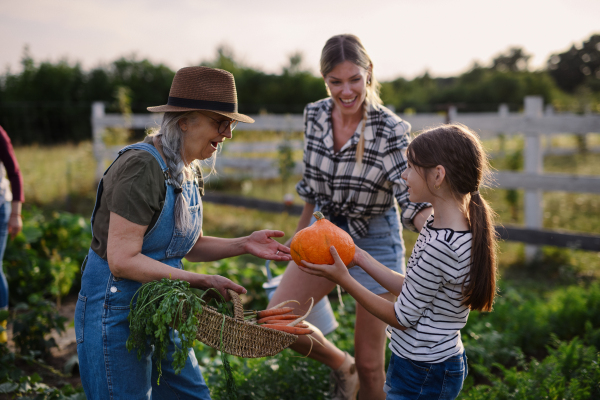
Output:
top-left (244, 230), bottom-right (292, 262)
top-left (203, 275), bottom-right (247, 302)
top-left (8, 213), bottom-right (22, 239)
top-left (298, 246), bottom-right (351, 285)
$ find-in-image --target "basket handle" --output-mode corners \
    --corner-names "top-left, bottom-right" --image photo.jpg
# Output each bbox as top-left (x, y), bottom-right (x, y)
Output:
top-left (227, 289), bottom-right (245, 322)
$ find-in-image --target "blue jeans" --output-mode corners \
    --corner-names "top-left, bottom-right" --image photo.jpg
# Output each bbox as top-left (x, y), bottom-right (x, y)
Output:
top-left (384, 352), bottom-right (468, 400)
top-left (0, 201), bottom-right (10, 308)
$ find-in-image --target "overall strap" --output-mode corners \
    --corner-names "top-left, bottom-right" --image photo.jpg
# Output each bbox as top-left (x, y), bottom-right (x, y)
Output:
top-left (116, 143), bottom-right (170, 181)
top-left (90, 143), bottom-right (170, 235)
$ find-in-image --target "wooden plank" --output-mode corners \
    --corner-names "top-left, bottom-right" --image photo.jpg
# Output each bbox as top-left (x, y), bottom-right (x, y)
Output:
top-left (200, 193), bottom-right (600, 251)
top-left (492, 171), bottom-right (600, 194)
top-left (496, 225), bottom-right (600, 251)
top-left (202, 192), bottom-right (303, 215)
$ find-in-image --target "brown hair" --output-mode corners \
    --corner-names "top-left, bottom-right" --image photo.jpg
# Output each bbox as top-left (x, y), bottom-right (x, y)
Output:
top-left (320, 34), bottom-right (382, 163)
top-left (407, 124), bottom-right (497, 312)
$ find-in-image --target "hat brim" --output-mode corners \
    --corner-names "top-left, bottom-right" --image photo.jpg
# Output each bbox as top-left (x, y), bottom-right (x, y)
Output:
top-left (147, 105), bottom-right (254, 124)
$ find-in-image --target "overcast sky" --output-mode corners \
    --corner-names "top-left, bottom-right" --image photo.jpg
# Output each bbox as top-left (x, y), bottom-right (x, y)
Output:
top-left (1, 0), bottom-right (599, 80)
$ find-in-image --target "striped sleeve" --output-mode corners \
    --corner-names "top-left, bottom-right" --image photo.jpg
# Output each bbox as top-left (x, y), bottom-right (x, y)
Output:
top-left (394, 239), bottom-right (457, 327)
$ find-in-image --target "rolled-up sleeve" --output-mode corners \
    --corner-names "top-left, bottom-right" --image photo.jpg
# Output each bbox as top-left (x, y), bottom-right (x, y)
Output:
top-left (383, 121), bottom-right (430, 232)
top-left (295, 106), bottom-right (316, 204)
top-left (394, 242), bottom-right (447, 327)
top-left (0, 126), bottom-right (24, 202)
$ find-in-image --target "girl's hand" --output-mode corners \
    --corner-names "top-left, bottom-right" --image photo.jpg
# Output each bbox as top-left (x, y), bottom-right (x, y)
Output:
top-left (204, 275), bottom-right (247, 302)
top-left (346, 246), bottom-right (365, 269)
top-left (298, 246), bottom-right (350, 285)
top-left (244, 230), bottom-right (292, 262)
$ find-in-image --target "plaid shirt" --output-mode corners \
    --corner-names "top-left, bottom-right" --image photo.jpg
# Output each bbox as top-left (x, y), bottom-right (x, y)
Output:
top-left (296, 98), bottom-right (430, 238)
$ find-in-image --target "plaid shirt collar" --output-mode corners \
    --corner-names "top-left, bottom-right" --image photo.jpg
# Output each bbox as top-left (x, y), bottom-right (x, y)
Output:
top-left (312, 98), bottom-right (380, 150)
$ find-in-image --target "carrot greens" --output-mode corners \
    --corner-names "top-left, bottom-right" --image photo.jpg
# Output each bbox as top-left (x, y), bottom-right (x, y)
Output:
top-left (126, 279), bottom-right (205, 383)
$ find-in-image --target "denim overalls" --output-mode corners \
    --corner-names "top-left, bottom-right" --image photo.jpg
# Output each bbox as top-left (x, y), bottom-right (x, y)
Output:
top-left (75, 143), bottom-right (211, 400)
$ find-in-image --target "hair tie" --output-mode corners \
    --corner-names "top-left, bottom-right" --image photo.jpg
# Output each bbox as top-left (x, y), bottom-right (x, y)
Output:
top-left (174, 187), bottom-right (183, 194)
top-left (471, 190), bottom-right (479, 196)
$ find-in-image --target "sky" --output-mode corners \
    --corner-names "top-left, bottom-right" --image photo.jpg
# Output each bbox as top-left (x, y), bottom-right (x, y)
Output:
top-left (1, 0), bottom-right (599, 81)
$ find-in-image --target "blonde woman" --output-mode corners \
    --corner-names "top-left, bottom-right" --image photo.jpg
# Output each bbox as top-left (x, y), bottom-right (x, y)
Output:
top-left (268, 35), bottom-right (432, 400)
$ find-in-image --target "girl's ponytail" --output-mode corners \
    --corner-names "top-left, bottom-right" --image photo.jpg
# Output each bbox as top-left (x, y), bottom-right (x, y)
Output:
top-left (407, 124), bottom-right (498, 312)
top-left (464, 190), bottom-right (497, 312)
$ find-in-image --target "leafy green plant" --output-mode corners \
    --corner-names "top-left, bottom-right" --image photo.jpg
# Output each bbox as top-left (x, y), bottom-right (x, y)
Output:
top-left (11, 294), bottom-right (67, 358)
top-left (4, 208), bottom-right (91, 305)
top-left (462, 338), bottom-right (600, 400)
top-left (126, 279), bottom-right (205, 382)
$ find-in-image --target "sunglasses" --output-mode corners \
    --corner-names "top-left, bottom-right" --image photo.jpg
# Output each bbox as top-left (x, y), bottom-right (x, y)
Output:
top-left (203, 113), bottom-right (238, 134)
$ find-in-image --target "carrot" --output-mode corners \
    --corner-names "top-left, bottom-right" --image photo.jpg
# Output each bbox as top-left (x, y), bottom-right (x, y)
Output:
top-left (288, 298), bottom-right (314, 327)
top-left (261, 324), bottom-right (313, 335)
top-left (256, 307), bottom-right (294, 319)
top-left (269, 299), bottom-right (300, 309)
top-left (256, 315), bottom-right (300, 324)
top-left (260, 321), bottom-right (309, 328)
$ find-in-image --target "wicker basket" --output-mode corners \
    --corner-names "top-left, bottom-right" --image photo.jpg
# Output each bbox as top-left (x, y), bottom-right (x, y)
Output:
top-left (192, 289), bottom-right (298, 358)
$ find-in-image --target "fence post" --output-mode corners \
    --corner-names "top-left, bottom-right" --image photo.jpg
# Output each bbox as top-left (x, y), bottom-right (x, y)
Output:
top-left (523, 96), bottom-right (544, 260)
top-left (448, 105), bottom-right (457, 123)
top-left (91, 102), bottom-right (106, 182)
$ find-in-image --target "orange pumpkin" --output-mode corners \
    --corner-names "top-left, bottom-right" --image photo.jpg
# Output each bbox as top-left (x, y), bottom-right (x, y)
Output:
top-left (290, 212), bottom-right (355, 266)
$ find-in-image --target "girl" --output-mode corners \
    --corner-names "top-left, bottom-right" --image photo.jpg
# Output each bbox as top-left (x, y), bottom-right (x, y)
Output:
top-left (299, 123), bottom-right (498, 399)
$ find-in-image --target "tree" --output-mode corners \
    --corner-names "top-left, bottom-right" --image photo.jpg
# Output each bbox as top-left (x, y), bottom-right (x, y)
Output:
top-left (548, 34), bottom-right (600, 93)
top-left (491, 47), bottom-right (531, 72)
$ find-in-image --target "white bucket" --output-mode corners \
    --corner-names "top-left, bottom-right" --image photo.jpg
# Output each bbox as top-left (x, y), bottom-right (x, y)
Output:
top-left (263, 274), bottom-right (339, 336)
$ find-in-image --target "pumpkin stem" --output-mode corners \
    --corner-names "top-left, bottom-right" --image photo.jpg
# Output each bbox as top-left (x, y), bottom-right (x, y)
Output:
top-left (313, 211), bottom-right (325, 221)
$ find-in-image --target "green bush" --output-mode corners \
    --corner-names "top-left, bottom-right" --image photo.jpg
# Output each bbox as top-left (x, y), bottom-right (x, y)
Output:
top-left (11, 294), bottom-right (67, 358)
top-left (4, 208), bottom-right (91, 305)
top-left (463, 283), bottom-right (600, 369)
top-left (462, 338), bottom-right (600, 399)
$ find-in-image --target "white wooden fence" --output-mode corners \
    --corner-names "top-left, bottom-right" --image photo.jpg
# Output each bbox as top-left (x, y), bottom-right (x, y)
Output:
top-left (91, 97), bottom-right (600, 253)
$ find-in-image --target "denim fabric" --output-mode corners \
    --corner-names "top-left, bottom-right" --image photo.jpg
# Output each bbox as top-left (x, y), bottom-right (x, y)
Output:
top-left (75, 143), bottom-right (210, 400)
top-left (384, 352), bottom-right (468, 400)
top-left (0, 201), bottom-right (10, 308)
top-left (311, 206), bottom-right (405, 295)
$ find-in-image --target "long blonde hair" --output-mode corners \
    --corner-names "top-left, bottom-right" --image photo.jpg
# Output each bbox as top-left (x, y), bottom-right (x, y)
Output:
top-left (320, 34), bottom-right (382, 164)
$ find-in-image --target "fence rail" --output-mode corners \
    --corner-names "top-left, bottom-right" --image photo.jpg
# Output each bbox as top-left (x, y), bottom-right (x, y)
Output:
top-left (202, 192), bottom-right (600, 252)
top-left (91, 97), bottom-right (600, 253)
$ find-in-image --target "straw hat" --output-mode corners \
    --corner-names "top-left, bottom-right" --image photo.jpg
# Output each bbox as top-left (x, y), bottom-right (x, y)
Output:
top-left (147, 66), bottom-right (254, 124)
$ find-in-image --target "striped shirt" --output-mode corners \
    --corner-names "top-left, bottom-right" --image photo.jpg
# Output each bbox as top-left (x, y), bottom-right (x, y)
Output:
top-left (389, 215), bottom-right (472, 363)
top-left (295, 98), bottom-right (430, 238)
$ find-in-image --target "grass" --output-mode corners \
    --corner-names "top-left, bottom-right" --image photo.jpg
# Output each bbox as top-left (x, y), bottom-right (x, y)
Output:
top-left (13, 133), bottom-right (600, 277)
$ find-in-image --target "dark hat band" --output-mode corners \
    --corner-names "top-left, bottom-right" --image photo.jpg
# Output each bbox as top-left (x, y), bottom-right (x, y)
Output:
top-left (167, 96), bottom-right (238, 112)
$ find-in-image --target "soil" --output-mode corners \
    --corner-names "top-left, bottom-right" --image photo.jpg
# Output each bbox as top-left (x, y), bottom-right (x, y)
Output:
top-left (5, 293), bottom-right (82, 393)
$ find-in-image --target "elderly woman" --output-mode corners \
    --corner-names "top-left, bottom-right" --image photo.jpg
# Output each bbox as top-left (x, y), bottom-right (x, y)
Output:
top-left (75, 67), bottom-right (292, 400)
top-left (268, 35), bottom-right (432, 400)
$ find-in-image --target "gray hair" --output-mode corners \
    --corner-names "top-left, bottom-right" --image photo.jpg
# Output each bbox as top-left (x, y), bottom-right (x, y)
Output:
top-left (145, 111), bottom-right (218, 233)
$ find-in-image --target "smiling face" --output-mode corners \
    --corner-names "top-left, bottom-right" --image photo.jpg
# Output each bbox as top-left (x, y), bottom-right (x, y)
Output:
top-left (178, 111), bottom-right (233, 162)
top-left (323, 60), bottom-right (371, 117)
top-left (401, 161), bottom-right (433, 203)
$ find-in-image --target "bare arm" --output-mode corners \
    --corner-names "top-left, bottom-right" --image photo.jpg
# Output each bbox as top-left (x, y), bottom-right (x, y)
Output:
top-left (8, 201), bottom-right (22, 238)
top-left (352, 247), bottom-right (405, 297)
top-left (185, 230), bottom-right (292, 263)
top-left (412, 207), bottom-right (433, 233)
top-left (107, 212), bottom-right (246, 300)
top-left (300, 246), bottom-right (406, 330)
top-left (339, 273), bottom-right (406, 330)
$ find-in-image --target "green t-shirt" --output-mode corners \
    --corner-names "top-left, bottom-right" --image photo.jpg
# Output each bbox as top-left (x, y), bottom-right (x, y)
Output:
top-left (90, 144), bottom-right (203, 260)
